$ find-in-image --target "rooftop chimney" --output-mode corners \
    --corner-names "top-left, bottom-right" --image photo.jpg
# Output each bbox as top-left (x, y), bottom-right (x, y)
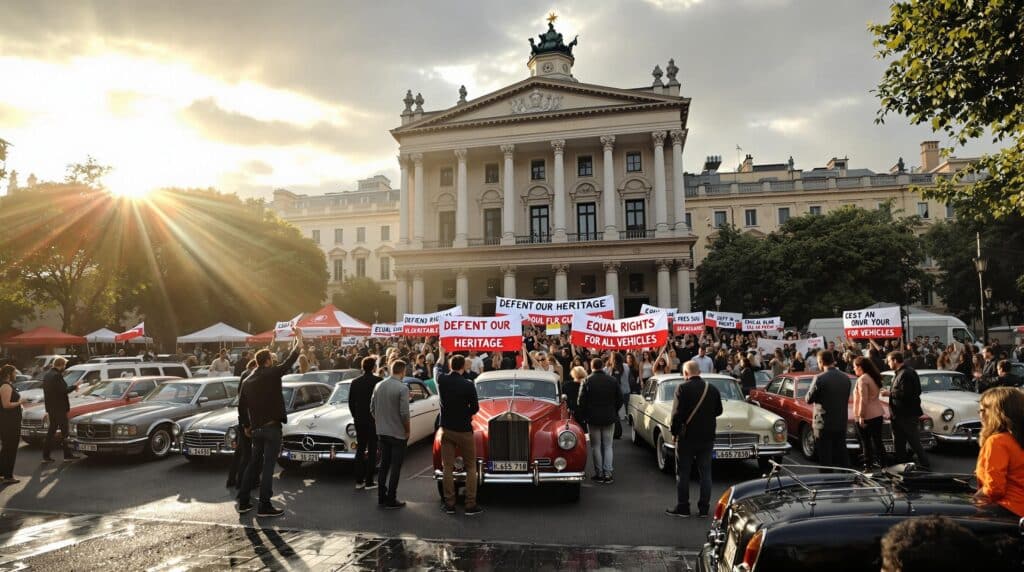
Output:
top-left (920, 140), bottom-right (939, 172)
top-left (739, 154), bottom-right (754, 173)
top-left (703, 155), bottom-right (721, 173)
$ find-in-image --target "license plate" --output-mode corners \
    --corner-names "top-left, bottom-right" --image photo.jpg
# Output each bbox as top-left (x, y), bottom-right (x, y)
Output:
top-left (188, 447), bottom-right (211, 457)
top-left (76, 443), bottom-right (98, 452)
top-left (723, 534), bottom-right (738, 565)
top-left (491, 460), bottom-right (528, 472)
top-left (289, 451), bottom-right (319, 462)
top-left (714, 449), bottom-right (754, 460)
top-left (884, 442), bottom-right (895, 453)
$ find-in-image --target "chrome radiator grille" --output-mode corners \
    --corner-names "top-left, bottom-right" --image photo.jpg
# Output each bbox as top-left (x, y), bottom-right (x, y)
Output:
top-left (183, 432), bottom-right (224, 449)
top-left (713, 432), bottom-right (759, 447)
top-left (489, 413), bottom-right (530, 462)
top-left (77, 424), bottom-right (111, 439)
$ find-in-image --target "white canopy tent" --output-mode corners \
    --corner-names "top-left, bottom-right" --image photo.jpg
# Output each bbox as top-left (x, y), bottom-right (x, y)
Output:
top-left (84, 327), bottom-right (153, 345)
top-left (176, 322), bottom-right (252, 344)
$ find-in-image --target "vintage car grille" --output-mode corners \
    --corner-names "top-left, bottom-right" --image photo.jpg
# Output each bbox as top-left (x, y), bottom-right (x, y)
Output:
top-left (489, 413), bottom-right (530, 462)
top-left (714, 432), bottom-right (760, 447)
top-left (183, 431), bottom-right (225, 449)
top-left (21, 419), bottom-right (44, 429)
top-left (282, 434), bottom-right (346, 453)
top-left (76, 423), bottom-right (111, 440)
top-left (955, 421), bottom-right (981, 435)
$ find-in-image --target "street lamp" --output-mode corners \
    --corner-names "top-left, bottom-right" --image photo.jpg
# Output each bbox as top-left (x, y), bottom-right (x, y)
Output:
top-left (975, 254), bottom-right (988, 345)
top-left (714, 294), bottom-right (722, 311)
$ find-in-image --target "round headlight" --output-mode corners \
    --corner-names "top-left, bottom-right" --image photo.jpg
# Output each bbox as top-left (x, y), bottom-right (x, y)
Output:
top-left (225, 427), bottom-right (237, 448)
top-left (557, 430), bottom-right (577, 450)
top-left (171, 423), bottom-right (181, 437)
top-left (553, 457), bottom-right (568, 471)
top-left (69, 423), bottom-right (78, 436)
top-left (772, 419), bottom-right (786, 434)
top-left (922, 417), bottom-right (934, 432)
top-left (941, 409), bottom-right (954, 422)
top-left (346, 423), bottom-right (357, 438)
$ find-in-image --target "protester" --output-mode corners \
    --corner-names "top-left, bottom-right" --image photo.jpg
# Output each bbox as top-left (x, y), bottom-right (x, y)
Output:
top-left (666, 360), bottom-right (723, 518)
top-left (880, 515), bottom-right (984, 572)
top-left (886, 351), bottom-right (930, 470)
top-left (993, 360), bottom-right (1023, 389)
top-left (565, 365), bottom-right (586, 427)
top-left (42, 357), bottom-right (79, 463)
top-left (975, 387), bottom-right (1024, 517)
top-left (436, 352), bottom-right (482, 516)
top-left (577, 358), bottom-right (622, 484)
top-left (0, 365), bottom-right (23, 484)
top-left (349, 356), bottom-right (382, 491)
top-left (236, 328), bottom-right (303, 517)
top-left (210, 349), bottom-right (232, 376)
top-left (371, 360), bottom-right (411, 509)
top-left (789, 351), bottom-right (805, 372)
top-left (693, 346), bottom-right (714, 374)
top-left (806, 350), bottom-right (850, 469)
top-left (768, 348), bottom-right (786, 377)
top-left (226, 358), bottom-right (258, 489)
top-left (737, 356), bottom-right (756, 397)
top-left (852, 356), bottom-right (885, 469)
top-left (233, 351), bottom-right (251, 377)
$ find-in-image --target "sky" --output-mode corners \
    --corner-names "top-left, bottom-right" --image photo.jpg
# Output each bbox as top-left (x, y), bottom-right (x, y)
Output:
top-left (0, 0), bottom-right (1002, 199)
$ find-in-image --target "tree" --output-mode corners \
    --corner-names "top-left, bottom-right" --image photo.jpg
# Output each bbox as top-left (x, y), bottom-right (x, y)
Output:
top-left (331, 276), bottom-right (396, 324)
top-left (64, 155), bottom-right (112, 189)
top-left (871, 1), bottom-right (1024, 220)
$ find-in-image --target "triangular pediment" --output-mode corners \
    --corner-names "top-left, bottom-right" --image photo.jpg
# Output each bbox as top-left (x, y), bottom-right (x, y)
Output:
top-left (393, 77), bottom-right (688, 135)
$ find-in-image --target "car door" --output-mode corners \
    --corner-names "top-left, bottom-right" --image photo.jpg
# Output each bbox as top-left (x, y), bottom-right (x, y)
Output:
top-left (197, 382), bottom-right (229, 411)
top-left (756, 377), bottom-right (785, 415)
top-left (127, 379), bottom-right (158, 402)
top-left (406, 381), bottom-right (436, 442)
top-left (639, 379), bottom-right (659, 443)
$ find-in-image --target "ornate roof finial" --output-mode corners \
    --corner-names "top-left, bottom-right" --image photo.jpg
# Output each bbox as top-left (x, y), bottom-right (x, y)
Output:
top-left (529, 14), bottom-right (578, 59)
top-left (547, 11), bottom-right (558, 24)
top-left (402, 90), bottom-right (414, 115)
top-left (457, 85), bottom-right (467, 105)
top-left (665, 58), bottom-right (680, 87)
top-left (652, 64), bottom-right (664, 87)
top-left (414, 92), bottom-right (424, 113)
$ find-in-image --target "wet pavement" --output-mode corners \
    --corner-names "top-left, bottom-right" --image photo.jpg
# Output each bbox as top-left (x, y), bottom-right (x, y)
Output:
top-left (0, 509), bottom-right (697, 571)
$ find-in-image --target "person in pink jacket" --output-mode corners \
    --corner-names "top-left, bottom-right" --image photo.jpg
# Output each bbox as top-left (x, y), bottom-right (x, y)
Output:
top-left (853, 356), bottom-right (886, 469)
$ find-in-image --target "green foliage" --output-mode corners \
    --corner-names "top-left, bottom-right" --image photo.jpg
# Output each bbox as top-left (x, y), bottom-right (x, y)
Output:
top-left (331, 276), bottom-right (395, 324)
top-left (871, 0), bottom-right (1024, 219)
top-left (696, 206), bottom-right (932, 328)
top-left (64, 155), bottom-right (112, 189)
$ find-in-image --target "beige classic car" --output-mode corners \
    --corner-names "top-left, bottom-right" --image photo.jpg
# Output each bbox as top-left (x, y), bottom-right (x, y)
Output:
top-left (881, 369), bottom-right (979, 445)
top-left (628, 373), bottom-right (790, 474)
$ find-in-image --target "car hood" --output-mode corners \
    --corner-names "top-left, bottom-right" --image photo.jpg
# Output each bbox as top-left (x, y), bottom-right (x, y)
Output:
top-left (922, 391), bottom-right (979, 410)
top-left (717, 399), bottom-right (780, 432)
top-left (18, 389), bottom-right (44, 402)
top-left (76, 401), bottom-right (191, 424)
top-left (283, 403), bottom-right (352, 435)
top-left (473, 398), bottom-right (561, 430)
top-left (180, 407), bottom-right (236, 433)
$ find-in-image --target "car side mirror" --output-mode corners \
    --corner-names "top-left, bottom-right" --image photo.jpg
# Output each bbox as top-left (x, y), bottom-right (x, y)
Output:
top-left (197, 396), bottom-right (210, 405)
top-left (560, 394), bottom-right (568, 403)
top-left (127, 392), bottom-right (139, 399)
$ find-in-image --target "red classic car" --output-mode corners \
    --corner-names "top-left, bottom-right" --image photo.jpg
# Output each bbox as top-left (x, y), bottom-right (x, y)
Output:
top-left (432, 370), bottom-right (587, 501)
top-left (748, 373), bottom-right (935, 462)
top-left (20, 376), bottom-right (171, 445)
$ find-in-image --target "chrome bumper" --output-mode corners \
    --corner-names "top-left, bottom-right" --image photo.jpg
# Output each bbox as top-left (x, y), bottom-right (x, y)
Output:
top-left (433, 468), bottom-right (585, 485)
top-left (663, 441), bottom-right (791, 457)
top-left (279, 448), bottom-right (356, 461)
top-left (170, 443), bottom-right (237, 456)
top-left (68, 436), bottom-right (148, 455)
top-left (935, 432), bottom-right (978, 443)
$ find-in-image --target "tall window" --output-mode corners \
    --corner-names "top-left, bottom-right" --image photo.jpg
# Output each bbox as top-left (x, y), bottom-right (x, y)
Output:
top-left (531, 159), bottom-right (546, 180)
top-left (577, 155), bottom-right (593, 177)
top-left (530, 205), bottom-right (549, 242)
top-left (917, 202), bottom-right (930, 219)
top-left (355, 258), bottom-right (366, 278)
top-left (443, 279), bottom-right (456, 299)
top-left (808, 205), bottom-right (822, 216)
top-left (486, 278), bottom-right (499, 297)
top-left (439, 211), bottom-right (455, 245)
top-left (744, 209), bottom-right (758, 227)
top-left (713, 210), bottom-right (727, 228)
top-left (311, 229), bottom-right (320, 244)
top-left (332, 259), bottom-right (344, 282)
top-left (356, 227), bottom-right (366, 242)
top-left (485, 163), bottom-right (499, 184)
top-left (380, 257), bottom-right (391, 280)
top-left (945, 203), bottom-right (954, 219)
top-left (483, 208), bottom-right (502, 244)
top-left (778, 207), bottom-right (791, 224)
top-left (380, 225), bottom-right (390, 241)
top-left (334, 228), bottom-right (343, 244)
top-left (625, 199), bottom-right (646, 237)
top-left (684, 212), bottom-right (692, 231)
top-left (576, 202), bottom-right (597, 240)
top-left (440, 167), bottom-right (454, 186)
top-left (580, 274), bottom-right (596, 295)
top-left (626, 151), bottom-right (642, 172)
top-left (628, 273), bottom-right (645, 294)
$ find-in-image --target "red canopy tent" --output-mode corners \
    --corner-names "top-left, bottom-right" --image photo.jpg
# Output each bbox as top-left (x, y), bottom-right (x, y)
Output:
top-left (246, 330), bottom-right (275, 345)
top-left (292, 304), bottom-right (371, 338)
top-left (0, 329), bottom-right (23, 345)
top-left (5, 326), bottom-right (87, 346)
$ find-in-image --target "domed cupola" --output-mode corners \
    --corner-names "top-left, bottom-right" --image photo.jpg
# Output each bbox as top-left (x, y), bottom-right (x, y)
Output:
top-left (527, 13), bottom-right (578, 82)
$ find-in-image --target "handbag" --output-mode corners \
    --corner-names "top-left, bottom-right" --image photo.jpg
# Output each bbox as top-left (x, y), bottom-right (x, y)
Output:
top-left (677, 380), bottom-right (710, 440)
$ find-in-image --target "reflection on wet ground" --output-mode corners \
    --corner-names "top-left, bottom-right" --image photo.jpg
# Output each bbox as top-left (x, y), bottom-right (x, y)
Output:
top-left (0, 510), bottom-right (696, 571)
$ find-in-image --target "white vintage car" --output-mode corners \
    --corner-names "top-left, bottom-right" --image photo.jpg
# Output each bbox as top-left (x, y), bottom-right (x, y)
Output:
top-left (628, 373), bottom-right (789, 474)
top-left (278, 378), bottom-right (440, 468)
top-left (881, 369), bottom-right (979, 444)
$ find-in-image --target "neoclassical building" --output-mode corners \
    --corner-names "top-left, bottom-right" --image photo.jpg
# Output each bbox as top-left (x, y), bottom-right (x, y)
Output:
top-left (389, 20), bottom-right (696, 318)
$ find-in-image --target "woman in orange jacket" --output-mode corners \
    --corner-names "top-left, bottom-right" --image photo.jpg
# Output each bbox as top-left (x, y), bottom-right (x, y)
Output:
top-left (976, 387), bottom-right (1024, 517)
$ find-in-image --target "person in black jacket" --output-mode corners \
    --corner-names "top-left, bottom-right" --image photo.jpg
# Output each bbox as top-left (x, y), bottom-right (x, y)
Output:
top-left (805, 350), bottom-right (851, 470)
top-left (577, 358), bottom-right (623, 484)
top-left (436, 351), bottom-right (481, 515)
top-left (666, 360), bottom-right (723, 518)
top-left (737, 356), bottom-right (756, 397)
top-left (236, 328), bottom-right (302, 517)
top-left (42, 357), bottom-right (79, 463)
top-left (349, 356), bottom-right (382, 490)
top-left (886, 351), bottom-right (930, 469)
top-left (226, 359), bottom-right (258, 489)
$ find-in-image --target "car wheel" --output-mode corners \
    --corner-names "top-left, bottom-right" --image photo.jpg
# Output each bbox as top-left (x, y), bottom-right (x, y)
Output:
top-left (277, 458), bottom-right (302, 470)
top-left (655, 432), bottom-right (674, 474)
top-left (630, 417), bottom-right (643, 446)
top-left (146, 425), bottom-right (173, 459)
top-left (562, 483), bottom-right (581, 502)
top-left (800, 425), bottom-right (816, 460)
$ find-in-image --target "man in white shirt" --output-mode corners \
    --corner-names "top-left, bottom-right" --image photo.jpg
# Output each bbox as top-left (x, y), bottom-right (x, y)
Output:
top-left (210, 349), bottom-right (232, 375)
top-left (467, 351), bottom-right (485, 375)
top-left (693, 346), bottom-right (714, 374)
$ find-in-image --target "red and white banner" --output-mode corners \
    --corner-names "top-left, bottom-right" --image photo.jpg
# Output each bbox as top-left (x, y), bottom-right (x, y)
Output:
top-left (640, 304), bottom-right (677, 322)
top-left (570, 312), bottom-right (669, 350)
top-left (672, 312), bottom-right (705, 335)
top-left (439, 316), bottom-right (522, 352)
top-left (274, 314), bottom-right (302, 340)
top-left (496, 295), bottom-right (615, 326)
top-left (371, 323), bottom-right (403, 338)
top-left (741, 317), bottom-right (783, 332)
top-left (115, 322), bottom-right (145, 343)
top-left (402, 306), bottom-right (463, 336)
top-left (705, 311), bottom-right (742, 329)
top-left (843, 306), bottom-right (903, 339)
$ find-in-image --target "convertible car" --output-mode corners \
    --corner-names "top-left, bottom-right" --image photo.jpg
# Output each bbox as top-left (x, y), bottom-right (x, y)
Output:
top-left (279, 378), bottom-right (439, 468)
top-left (881, 369), bottom-right (979, 445)
top-left (431, 370), bottom-right (587, 501)
top-left (749, 373), bottom-right (935, 462)
top-left (68, 377), bottom-right (239, 459)
top-left (628, 374), bottom-right (790, 474)
top-left (172, 380), bottom-right (332, 461)
top-left (698, 463), bottom-right (1022, 571)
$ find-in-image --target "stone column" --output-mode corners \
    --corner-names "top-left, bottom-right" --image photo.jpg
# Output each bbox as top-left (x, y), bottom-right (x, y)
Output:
top-left (411, 153), bottom-right (425, 247)
top-left (552, 139), bottom-right (567, 243)
top-left (553, 264), bottom-right (569, 300)
top-left (395, 271), bottom-right (408, 317)
top-left (501, 144), bottom-right (516, 245)
top-left (455, 268), bottom-right (469, 311)
top-left (652, 131), bottom-right (669, 237)
top-left (398, 155), bottom-right (410, 246)
top-left (671, 129), bottom-right (687, 235)
top-left (675, 259), bottom-right (692, 312)
top-left (604, 261), bottom-right (620, 318)
top-left (601, 135), bottom-right (617, 240)
top-left (656, 259), bottom-right (672, 308)
top-left (412, 271), bottom-right (425, 314)
top-left (454, 148), bottom-right (468, 248)
top-left (501, 265), bottom-right (517, 298)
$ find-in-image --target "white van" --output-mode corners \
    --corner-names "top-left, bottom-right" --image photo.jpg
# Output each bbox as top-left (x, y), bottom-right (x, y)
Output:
top-left (807, 306), bottom-right (976, 346)
top-left (19, 362), bottom-right (191, 405)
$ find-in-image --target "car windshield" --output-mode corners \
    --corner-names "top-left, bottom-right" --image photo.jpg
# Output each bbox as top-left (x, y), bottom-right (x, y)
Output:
top-left (300, 372), bottom-right (340, 385)
top-left (63, 369), bottom-right (86, 385)
top-left (920, 373), bottom-right (969, 392)
top-left (329, 382), bottom-right (350, 405)
top-left (31, 357), bottom-right (47, 370)
top-left (475, 378), bottom-right (559, 401)
top-left (659, 378), bottom-right (744, 401)
top-left (145, 382), bottom-right (200, 404)
top-left (83, 380), bottom-right (132, 399)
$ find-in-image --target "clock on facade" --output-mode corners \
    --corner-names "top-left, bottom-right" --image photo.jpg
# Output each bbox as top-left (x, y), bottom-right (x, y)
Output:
top-left (543, 62), bottom-right (554, 72)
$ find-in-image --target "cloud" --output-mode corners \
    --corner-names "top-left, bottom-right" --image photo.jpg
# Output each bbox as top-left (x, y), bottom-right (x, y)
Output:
top-left (643, 0), bottom-right (704, 10)
top-left (0, 103), bottom-right (30, 127)
top-left (242, 160), bottom-right (274, 176)
top-left (747, 97), bottom-right (862, 135)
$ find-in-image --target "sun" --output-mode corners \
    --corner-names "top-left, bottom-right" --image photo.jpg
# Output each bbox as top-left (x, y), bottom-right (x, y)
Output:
top-left (108, 185), bottom-right (154, 199)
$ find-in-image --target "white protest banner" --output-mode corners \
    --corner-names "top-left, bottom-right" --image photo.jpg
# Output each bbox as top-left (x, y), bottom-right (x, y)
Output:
top-left (273, 313), bottom-right (303, 340)
top-left (640, 304), bottom-right (677, 322)
top-left (570, 312), bottom-right (668, 350)
top-left (842, 306), bottom-right (902, 339)
top-left (371, 323), bottom-right (403, 337)
top-left (673, 311), bottom-right (705, 335)
top-left (705, 310), bottom-right (742, 329)
top-left (741, 317), bottom-right (782, 332)
top-left (496, 295), bottom-right (615, 326)
top-left (439, 316), bottom-right (522, 352)
top-left (402, 306), bottom-right (463, 336)
top-left (757, 337), bottom-right (825, 357)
